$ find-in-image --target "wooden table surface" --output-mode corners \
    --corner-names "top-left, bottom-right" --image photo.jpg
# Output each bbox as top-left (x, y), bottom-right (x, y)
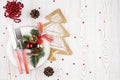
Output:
top-left (0, 0), bottom-right (120, 80)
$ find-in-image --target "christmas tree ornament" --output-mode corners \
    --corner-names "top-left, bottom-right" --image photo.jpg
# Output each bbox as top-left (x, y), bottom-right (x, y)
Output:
top-left (29, 35), bottom-right (38, 44)
top-left (37, 44), bottom-right (44, 48)
top-left (44, 9), bottom-right (72, 60)
top-left (26, 42), bottom-right (33, 49)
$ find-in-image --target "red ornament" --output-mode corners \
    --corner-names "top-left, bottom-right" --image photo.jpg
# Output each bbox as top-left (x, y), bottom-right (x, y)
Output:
top-left (26, 43), bottom-right (33, 49)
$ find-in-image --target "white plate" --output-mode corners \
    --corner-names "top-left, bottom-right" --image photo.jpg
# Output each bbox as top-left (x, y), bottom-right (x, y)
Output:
top-left (6, 27), bottom-right (50, 70)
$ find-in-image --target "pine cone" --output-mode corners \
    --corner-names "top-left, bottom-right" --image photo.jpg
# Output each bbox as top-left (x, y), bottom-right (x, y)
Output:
top-left (30, 9), bottom-right (40, 19)
top-left (34, 48), bottom-right (41, 53)
top-left (44, 67), bottom-right (54, 77)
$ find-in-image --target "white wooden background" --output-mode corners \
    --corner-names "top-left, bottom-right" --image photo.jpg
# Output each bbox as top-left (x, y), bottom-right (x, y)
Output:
top-left (0, 0), bottom-right (120, 80)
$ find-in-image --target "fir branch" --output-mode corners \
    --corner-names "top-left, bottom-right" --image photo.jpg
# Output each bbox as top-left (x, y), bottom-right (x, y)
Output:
top-left (30, 47), bottom-right (45, 67)
top-left (30, 56), bottom-right (39, 67)
top-left (17, 42), bottom-right (26, 49)
top-left (39, 48), bottom-right (45, 56)
top-left (31, 29), bottom-right (39, 36)
top-left (22, 35), bottom-right (30, 41)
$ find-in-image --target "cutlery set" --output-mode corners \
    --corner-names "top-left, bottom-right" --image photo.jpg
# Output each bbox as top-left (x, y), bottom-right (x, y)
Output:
top-left (8, 25), bottom-right (29, 74)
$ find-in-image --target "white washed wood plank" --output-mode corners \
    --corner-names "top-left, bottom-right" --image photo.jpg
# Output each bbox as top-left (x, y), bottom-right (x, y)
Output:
top-left (0, 0), bottom-right (120, 80)
top-left (95, 0), bottom-right (114, 80)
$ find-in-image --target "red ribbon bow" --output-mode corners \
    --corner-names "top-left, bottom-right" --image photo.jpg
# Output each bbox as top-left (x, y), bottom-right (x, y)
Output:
top-left (37, 22), bottom-right (53, 44)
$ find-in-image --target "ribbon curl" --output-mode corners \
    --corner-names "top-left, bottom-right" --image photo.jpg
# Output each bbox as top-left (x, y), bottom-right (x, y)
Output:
top-left (37, 22), bottom-right (53, 44)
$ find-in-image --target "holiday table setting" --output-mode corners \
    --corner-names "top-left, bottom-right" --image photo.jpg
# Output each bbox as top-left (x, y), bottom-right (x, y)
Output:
top-left (0, 0), bottom-right (120, 80)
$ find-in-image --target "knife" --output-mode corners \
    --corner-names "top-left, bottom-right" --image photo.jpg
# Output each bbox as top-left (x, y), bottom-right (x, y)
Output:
top-left (15, 28), bottom-right (29, 74)
top-left (8, 25), bottom-right (23, 74)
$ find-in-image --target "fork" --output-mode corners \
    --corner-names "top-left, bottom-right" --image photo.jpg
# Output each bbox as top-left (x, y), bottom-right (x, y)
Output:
top-left (15, 28), bottom-right (29, 74)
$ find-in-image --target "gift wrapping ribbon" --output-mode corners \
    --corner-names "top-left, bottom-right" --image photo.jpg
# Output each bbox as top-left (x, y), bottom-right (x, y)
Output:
top-left (37, 22), bottom-right (53, 44)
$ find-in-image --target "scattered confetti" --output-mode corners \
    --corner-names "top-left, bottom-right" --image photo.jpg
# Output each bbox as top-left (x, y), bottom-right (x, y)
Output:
top-left (98, 29), bottom-right (101, 31)
top-left (3, 56), bottom-right (6, 58)
top-left (61, 58), bottom-right (64, 61)
top-left (74, 36), bottom-right (76, 39)
top-left (1, 44), bottom-right (3, 47)
top-left (5, 27), bottom-right (8, 30)
top-left (73, 63), bottom-right (75, 65)
top-left (8, 73), bottom-right (11, 75)
top-left (53, 0), bottom-right (56, 2)
top-left (99, 11), bottom-right (101, 14)
top-left (85, 5), bottom-right (87, 8)
top-left (89, 71), bottom-right (92, 74)
top-left (99, 57), bottom-right (102, 59)
top-left (104, 20), bottom-right (106, 23)
top-left (66, 73), bottom-right (69, 75)
top-left (15, 75), bottom-right (17, 78)
top-left (86, 45), bottom-right (89, 47)
top-left (83, 63), bottom-right (85, 66)
top-left (3, 32), bottom-right (5, 35)
top-left (82, 21), bottom-right (85, 24)
top-left (50, 61), bottom-right (53, 63)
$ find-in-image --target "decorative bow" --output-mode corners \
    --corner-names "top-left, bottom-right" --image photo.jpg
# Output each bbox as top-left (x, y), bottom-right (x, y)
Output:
top-left (37, 22), bottom-right (53, 44)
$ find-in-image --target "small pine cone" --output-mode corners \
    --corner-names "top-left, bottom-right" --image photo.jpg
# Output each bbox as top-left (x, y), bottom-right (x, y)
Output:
top-left (44, 67), bottom-right (54, 77)
top-left (30, 9), bottom-right (40, 19)
top-left (34, 48), bottom-right (41, 53)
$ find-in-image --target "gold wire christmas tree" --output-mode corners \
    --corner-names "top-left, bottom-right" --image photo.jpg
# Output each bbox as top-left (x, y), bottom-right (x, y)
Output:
top-left (44, 9), bottom-right (72, 60)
